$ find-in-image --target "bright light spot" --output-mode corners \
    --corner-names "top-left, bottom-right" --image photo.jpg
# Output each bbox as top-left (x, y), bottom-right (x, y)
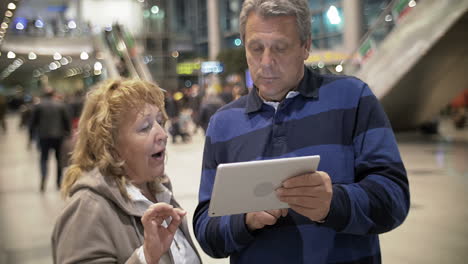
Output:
top-left (173, 92), bottom-right (183, 101)
top-left (94, 61), bottom-right (103, 71)
top-left (16, 22), bottom-right (24, 30)
top-left (94, 69), bottom-right (102, 76)
top-left (7, 3), bottom-right (16, 10)
top-left (335, 64), bottom-right (343, 73)
top-left (5, 10), bottom-right (13, 17)
top-left (60, 57), bottom-right (69, 65)
top-left (66, 56), bottom-right (73, 63)
top-left (137, 0), bottom-right (145, 2)
top-left (80, 51), bottom-right (89, 60)
top-left (151, 6), bottom-right (159, 14)
top-left (385, 14), bottom-right (393, 22)
top-left (68, 20), bottom-right (77, 29)
top-left (7, 51), bottom-right (15, 59)
top-left (1, 22), bottom-right (8, 29)
top-left (326, 5), bottom-right (341, 25)
top-left (28, 52), bottom-right (37, 60)
top-left (49, 62), bottom-right (58, 71)
top-left (54, 61), bottom-right (61, 68)
top-left (117, 42), bottom-right (125, 52)
top-left (105, 25), bottom-right (112, 31)
top-left (35, 19), bottom-right (44, 28)
top-left (317, 61), bottom-right (325, 68)
top-left (234, 38), bottom-right (242, 46)
top-left (171, 51), bottom-right (179, 58)
top-left (53, 52), bottom-right (62, 60)
top-left (408, 0), bottom-right (417, 8)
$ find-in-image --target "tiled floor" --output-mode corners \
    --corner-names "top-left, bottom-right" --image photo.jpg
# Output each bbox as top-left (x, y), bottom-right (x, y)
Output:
top-left (0, 114), bottom-right (467, 264)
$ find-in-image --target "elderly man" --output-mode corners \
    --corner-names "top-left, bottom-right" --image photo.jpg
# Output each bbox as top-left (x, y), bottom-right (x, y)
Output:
top-left (194, 0), bottom-right (410, 263)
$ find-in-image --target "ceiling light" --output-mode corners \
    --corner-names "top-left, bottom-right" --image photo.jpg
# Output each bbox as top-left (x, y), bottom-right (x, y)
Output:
top-left (53, 52), bottom-right (62, 60)
top-left (60, 57), bottom-right (69, 65)
top-left (28, 52), bottom-right (37, 60)
top-left (16, 22), bottom-right (24, 30)
top-left (49, 62), bottom-right (58, 71)
top-left (335, 64), bottom-right (343, 73)
top-left (94, 61), bottom-right (103, 71)
top-left (67, 20), bottom-right (77, 29)
top-left (7, 51), bottom-right (15, 59)
top-left (7, 3), bottom-right (16, 10)
top-left (35, 20), bottom-right (44, 28)
top-left (80, 51), bottom-right (89, 60)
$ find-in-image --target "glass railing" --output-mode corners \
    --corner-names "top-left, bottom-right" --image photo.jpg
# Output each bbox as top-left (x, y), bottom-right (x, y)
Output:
top-left (341, 0), bottom-right (421, 75)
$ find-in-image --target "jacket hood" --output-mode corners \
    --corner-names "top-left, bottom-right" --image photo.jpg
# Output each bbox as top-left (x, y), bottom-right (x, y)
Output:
top-left (69, 168), bottom-right (142, 217)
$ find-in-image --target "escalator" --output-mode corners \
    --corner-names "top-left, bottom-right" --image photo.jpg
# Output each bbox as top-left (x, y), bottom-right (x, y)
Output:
top-left (97, 24), bottom-right (153, 81)
top-left (343, 0), bottom-right (468, 130)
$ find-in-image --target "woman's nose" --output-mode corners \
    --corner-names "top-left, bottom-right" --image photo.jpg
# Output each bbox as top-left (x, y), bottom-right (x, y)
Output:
top-left (155, 124), bottom-right (168, 144)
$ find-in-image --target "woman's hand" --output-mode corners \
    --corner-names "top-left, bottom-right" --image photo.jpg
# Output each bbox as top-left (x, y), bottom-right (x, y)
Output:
top-left (141, 203), bottom-right (187, 264)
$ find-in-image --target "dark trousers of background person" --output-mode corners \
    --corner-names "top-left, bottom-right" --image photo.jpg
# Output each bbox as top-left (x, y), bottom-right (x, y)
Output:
top-left (39, 137), bottom-right (64, 192)
top-left (0, 116), bottom-right (6, 132)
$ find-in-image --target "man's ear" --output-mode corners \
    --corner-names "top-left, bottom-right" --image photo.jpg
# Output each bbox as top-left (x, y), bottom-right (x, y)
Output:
top-left (303, 38), bottom-right (312, 60)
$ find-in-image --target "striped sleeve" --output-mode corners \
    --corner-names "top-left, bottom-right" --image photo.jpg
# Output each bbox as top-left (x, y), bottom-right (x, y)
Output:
top-left (193, 121), bottom-right (255, 258)
top-left (323, 84), bottom-right (410, 234)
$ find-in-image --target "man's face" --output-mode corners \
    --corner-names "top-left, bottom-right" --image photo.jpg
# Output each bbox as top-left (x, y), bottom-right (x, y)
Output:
top-left (245, 12), bottom-right (310, 101)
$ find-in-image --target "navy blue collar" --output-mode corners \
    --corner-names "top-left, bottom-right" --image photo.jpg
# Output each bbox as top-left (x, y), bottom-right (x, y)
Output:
top-left (246, 66), bottom-right (322, 114)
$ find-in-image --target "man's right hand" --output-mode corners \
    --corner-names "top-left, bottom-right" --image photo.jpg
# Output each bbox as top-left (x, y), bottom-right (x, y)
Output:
top-left (245, 209), bottom-right (288, 231)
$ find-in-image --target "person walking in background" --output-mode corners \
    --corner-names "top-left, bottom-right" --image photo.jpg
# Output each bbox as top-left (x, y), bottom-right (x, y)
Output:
top-left (193, 0), bottom-right (410, 263)
top-left (198, 89), bottom-right (225, 134)
top-left (52, 79), bottom-right (201, 264)
top-left (0, 94), bottom-right (7, 133)
top-left (30, 88), bottom-right (71, 192)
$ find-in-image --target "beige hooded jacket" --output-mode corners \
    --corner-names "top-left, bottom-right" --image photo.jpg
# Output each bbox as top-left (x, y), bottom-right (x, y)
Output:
top-left (51, 168), bottom-right (202, 264)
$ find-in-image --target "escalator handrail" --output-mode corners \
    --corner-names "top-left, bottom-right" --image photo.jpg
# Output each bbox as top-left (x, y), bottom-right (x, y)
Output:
top-left (341, 0), bottom-right (418, 74)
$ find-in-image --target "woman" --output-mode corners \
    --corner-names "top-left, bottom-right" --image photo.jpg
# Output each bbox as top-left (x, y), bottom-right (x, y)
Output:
top-left (52, 79), bottom-right (202, 264)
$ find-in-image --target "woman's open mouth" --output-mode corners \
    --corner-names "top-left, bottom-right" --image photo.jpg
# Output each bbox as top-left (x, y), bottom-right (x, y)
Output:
top-left (151, 150), bottom-right (165, 160)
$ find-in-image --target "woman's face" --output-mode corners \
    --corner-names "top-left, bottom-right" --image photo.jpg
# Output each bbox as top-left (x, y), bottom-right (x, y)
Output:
top-left (116, 103), bottom-right (167, 185)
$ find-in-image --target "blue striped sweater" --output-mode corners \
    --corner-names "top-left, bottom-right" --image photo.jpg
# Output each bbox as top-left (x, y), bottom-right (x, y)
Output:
top-left (193, 67), bottom-right (410, 264)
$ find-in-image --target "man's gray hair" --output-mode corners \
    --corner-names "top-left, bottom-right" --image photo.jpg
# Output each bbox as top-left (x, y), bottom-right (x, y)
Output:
top-left (239, 0), bottom-right (311, 45)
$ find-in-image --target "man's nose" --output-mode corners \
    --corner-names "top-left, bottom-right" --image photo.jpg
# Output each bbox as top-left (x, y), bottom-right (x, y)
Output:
top-left (260, 49), bottom-right (275, 67)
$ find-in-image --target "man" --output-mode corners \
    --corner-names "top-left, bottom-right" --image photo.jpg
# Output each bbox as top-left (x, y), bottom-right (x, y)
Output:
top-left (30, 88), bottom-right (71, 192)
top-left (193, 0), bottom-right (410, 263)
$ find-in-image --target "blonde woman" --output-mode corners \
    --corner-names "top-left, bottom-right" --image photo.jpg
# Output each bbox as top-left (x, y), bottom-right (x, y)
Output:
top-left (52, 79), bottom-right (202, 264)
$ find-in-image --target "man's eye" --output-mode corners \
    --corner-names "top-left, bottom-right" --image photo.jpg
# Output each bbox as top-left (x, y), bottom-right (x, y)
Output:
top-left (250, 45), bottom-right (263, 53)
top-left (275, 46), bottom-right (287, 53)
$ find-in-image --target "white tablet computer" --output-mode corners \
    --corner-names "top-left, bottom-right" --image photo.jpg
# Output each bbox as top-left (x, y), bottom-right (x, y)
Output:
top-left (208, 155), bottom-right (320, 217)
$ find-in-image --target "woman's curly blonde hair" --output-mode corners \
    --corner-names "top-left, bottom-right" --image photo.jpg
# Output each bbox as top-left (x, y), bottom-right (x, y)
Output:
top-left (61, 79), bottom-right (168, 199)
